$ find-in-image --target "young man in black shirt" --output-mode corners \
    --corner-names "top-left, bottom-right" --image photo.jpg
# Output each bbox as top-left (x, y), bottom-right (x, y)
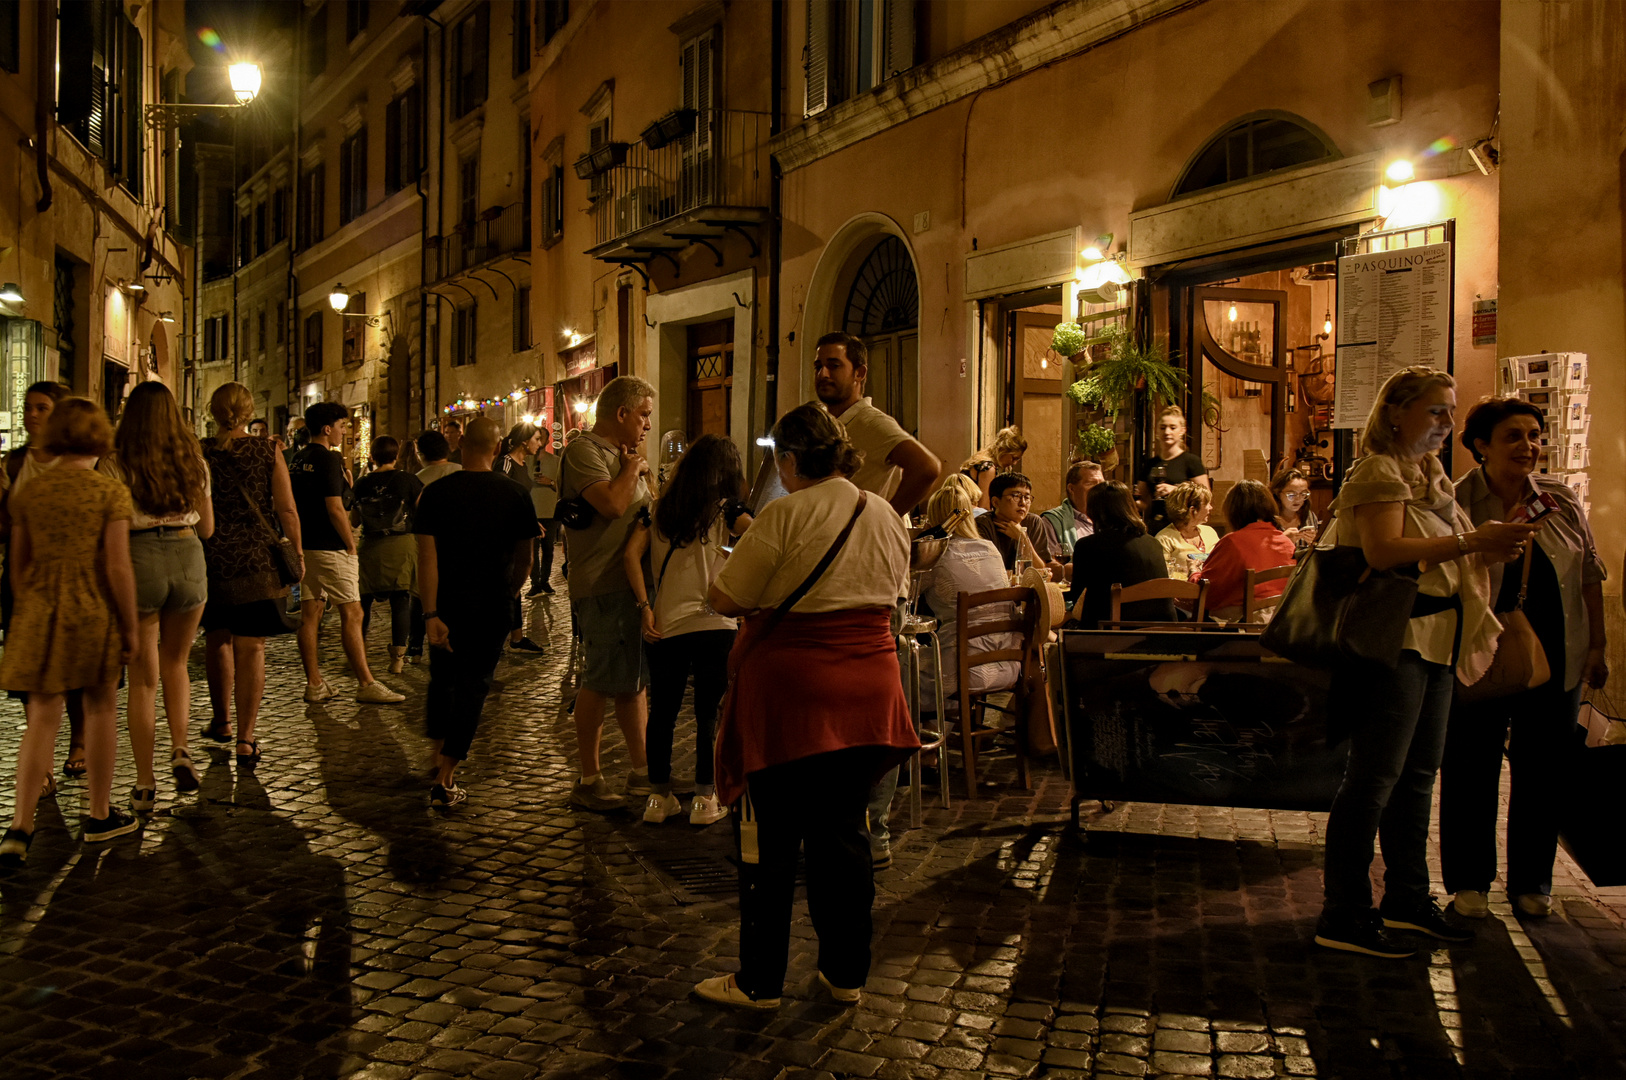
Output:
top-left (1135, 405), bottom-right (1210, 536)
top-left (416, 417), bottom-right (541, 807)
top-left (291, 401), bottom-right (404, 705)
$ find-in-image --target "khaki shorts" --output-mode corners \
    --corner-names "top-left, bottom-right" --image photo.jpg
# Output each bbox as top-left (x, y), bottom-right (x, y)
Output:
top-left (302, 549), bottom-right (361, 606)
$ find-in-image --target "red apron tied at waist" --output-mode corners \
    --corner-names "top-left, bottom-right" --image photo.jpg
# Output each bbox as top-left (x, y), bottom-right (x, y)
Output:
top-left (714, 606), bottom-right (920, 805)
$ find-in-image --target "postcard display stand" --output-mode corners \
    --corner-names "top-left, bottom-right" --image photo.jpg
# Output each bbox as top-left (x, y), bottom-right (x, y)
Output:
top-left (1499, 352), bottom-right (1590, 512)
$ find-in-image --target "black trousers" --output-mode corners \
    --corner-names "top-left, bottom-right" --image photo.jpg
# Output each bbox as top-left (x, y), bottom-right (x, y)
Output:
top-left (738, 746), bottom-right (890, 999)
top-left (646, 629), bottom-right (734, 787)
top-left (534, 519), bottom-right (557, 587)
top-left (425, 615), bottom-right (508, 761)
top-left (360, 590), bottom-right (417, 649)
top-left (1439, 680), bottom-right (1583, 897)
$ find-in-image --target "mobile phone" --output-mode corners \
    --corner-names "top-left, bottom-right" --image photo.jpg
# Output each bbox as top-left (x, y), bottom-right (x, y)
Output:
top-left (1513, 490), bottom-right (1559, 524)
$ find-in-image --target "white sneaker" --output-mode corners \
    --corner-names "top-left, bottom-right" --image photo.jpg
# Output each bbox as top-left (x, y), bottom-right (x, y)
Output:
top-left (357, 681), bottom-right (406, 704)
top-left (643, 793), bottom-right (683, 823)
top-left (303, 679), bottom-right (335, 703)
top-left (1515, 893), bottom-right (1553, 918)
top-left (1452, 890), bottom-right (1490, 919)
top-left (689, 793), bottom-right (729, 826)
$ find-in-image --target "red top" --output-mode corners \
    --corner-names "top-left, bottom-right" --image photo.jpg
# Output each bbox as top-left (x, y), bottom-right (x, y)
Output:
top-left (1197, 521), bottom-right (1297, 611)
top-left (714, 606), bottom-right (919, 805)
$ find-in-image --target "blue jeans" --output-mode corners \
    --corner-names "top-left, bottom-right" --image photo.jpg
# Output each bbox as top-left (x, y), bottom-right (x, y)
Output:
top-left (1439, 681), bottom-right (1582, 898)
top-left (1322, 651), bottom-right (1455, 916)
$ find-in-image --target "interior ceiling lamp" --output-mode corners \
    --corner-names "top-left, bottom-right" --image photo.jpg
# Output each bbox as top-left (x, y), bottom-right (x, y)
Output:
top-left (146, 61), bottom-right (262, 128)
top-left (1081, 233), bottom-right (1114, 263)
top-left (0, 283), bottom-right (22, 303)
top-left (1227, 303), bottom-right (1239, 323)
top-left (1322, 310), bottom-right (1333, 338)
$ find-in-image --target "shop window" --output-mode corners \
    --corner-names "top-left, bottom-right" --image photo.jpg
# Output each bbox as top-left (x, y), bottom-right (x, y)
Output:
top-left (340, 127), bottom-right (367, 225)
top-left (513, 286), bottom-right (531, 353)
top-left (303, 310), bottom-right (323, 374)
top-left (306, 3), bottom-right (328, 81)
top-left (385, 87), bottom-right (422, 195)
top-left (805, 0), bottom-right (914, 117)
top-left (451, 305), bottom-right (477, 367)
top-left (1173, 113), bottom-right (1337, 198)
top-left (452, 4), bottom-right (490, 118)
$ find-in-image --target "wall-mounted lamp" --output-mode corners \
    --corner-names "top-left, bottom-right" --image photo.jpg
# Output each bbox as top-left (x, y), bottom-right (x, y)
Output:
top-left (0, 283), bottom-right (23, 303)
top-left (125, 279), bottom-right (145, 293)
top-left (157, 311), bottom-right (177, 324)
top-left (146, 61), bottom-right (263, 129)
top-left (573, 400), bottom-right (589, 414)
top-left (1080, 233), bottom-right (1114, 262)
top-left (1384, 159), bottom-right (1415, 185)
top-left (328, 283), bottom-right (384, 327)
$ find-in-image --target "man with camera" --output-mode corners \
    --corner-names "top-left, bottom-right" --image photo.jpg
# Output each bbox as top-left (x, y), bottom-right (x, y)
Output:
top-left (557, 376), bottom-right (656, 811)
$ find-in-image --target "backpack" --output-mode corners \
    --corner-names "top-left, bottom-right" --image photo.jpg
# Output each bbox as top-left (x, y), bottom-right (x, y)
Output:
top-left (357, 479), bottom-right (410, 535)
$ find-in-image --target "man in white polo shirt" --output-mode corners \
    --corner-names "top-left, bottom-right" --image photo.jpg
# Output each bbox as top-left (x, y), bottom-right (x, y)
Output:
top-left (811, 330), bottom-right (942, 869)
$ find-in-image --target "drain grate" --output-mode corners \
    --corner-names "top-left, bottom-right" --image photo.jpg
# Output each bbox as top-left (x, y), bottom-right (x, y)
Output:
top-left (639, 851), bottom-right (807, 899)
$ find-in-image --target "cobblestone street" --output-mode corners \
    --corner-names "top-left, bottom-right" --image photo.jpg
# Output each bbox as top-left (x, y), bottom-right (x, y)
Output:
top-left (2, 589), bottom-right (1625, 1080)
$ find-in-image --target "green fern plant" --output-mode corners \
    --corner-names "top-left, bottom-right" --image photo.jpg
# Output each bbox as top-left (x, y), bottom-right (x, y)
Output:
top-left (1066, 323), bottom-right (1188, 418)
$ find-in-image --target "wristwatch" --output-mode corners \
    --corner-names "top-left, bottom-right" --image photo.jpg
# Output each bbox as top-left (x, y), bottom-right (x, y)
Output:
top-left (423, 610), bottom-right (440, 621)
top-left (635, 600), bottom-right (652, 613)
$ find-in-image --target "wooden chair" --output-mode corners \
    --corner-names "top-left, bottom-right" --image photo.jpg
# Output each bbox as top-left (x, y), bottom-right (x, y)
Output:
top-left (1098, 578), bottom-right (1210, 625)
top-left (954, 587), bottom-right (1041, 798)
top-left (1241, 565), bottom-right (1296, 623)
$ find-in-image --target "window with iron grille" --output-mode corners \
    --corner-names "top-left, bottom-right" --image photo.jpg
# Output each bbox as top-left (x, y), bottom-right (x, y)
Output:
top-left (451, 305), bottom-right (477, 367)
top-left (340, 127), bottom-right (367, 225)
top-left (513, 286), bottom-right (531, 353)
top-left (452, 5), bottom-right (489, 118)
top-left (385, 87), bottom-right (422, 195)
top-left (299, 162), bottom-right (326, 247)
top-left (303, 311), bottom-right (324, 374)
top-left (345, 0), bottom-right (368, 42)
top-left (512, 0), bottom-right (531, 77)
top-left (306, 3), bottom-right (328, 81)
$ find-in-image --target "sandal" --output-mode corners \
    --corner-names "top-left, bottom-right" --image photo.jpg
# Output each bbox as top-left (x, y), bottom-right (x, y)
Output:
top-left (0, 827), bottom-right (33, 869)
top-left (204, 717), bottom-right (233, 743)
top-left (172, 748), bottom-right (200, 792)
top-left (62, 747), bottom-right (86, 778)
top-left (40, 773), bottom-right (56, 799)
top-left (236, 738), bottom-right (261, 771)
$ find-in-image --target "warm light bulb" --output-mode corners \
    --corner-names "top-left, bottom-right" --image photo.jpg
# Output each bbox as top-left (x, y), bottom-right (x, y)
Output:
top-left (1323, 313), bottom-right (1333, 336)
top-left (1081, 246), bottom-right (1103, 262)
top-left (0, 283), bottom-right (23, 303)
top-left (328, 284), bottom-right (350, 313)
top-left (1227, 304), bottom-right (1238, 323)
top-left (229, 63), bottom-right (262, 105)
top-left (573, 401), bottom-right (588, 414)
top-left (1040, 357), bottom-right (1048, 370)
top-left (1385, 159), bottom-right (1415, 184)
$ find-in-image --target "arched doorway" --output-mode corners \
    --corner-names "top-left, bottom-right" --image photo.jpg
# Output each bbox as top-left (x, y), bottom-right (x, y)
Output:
top-left (839, 235), bottom-right (919, 434)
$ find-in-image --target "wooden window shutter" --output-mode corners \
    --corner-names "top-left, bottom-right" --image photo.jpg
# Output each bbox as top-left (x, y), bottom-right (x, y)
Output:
top-left (804, 0), bottom-right (831, 117)
top-left (881, 0), bottom-right (914, 81)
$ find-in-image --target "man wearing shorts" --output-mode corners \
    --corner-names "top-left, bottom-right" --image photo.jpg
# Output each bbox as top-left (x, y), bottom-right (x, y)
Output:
top-left (558, 376), bottom-right (655, 810)
top-left (291, 401), bottom-right (404, 704)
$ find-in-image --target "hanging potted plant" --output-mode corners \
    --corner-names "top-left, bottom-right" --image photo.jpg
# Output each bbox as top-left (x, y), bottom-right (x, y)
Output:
top-left (1050, 321), bottom-right (1088, 360)
top-left (1076, 422), bottom-right (1119, 471)
top-left (1067, 323), bottom-right (1187, 417)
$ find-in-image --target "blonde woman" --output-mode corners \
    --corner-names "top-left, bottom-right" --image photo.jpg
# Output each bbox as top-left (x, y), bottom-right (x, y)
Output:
top-left (1314, 367), bottom-right (1533, 959)
top-left (1135, 406), bottom-right (1209, 535)
top-left (1154, 482), bottom-right (1218, 579)
top-left (916, 483), bottom-right (1021, 704)
top-left (100, 383), bottom-right (215, 814)
top-left (959, 426), bottom-right (1027, 509)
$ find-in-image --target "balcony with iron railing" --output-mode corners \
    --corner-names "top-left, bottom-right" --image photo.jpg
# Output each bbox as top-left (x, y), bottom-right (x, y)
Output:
top-left (583, 109), bottom-right (771, 273)
top-left (431, 200), bottom-right (529, 281)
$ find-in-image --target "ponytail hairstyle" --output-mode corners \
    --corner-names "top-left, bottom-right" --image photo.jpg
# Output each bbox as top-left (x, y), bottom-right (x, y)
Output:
top-left (653, 433), bottom-right (746, 547)
top-left (113, 382), bottom-right (208, 517)
top-left (770, 403), bottom-right (862, 480)
top-left (502, 422), bottom-right (539, 457)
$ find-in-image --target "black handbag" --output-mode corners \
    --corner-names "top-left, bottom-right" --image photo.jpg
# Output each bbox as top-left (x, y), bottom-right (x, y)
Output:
top-left (553, 440), bottom-right (597, 530)
top-left (1260, 524), bottom-right (1421, 670)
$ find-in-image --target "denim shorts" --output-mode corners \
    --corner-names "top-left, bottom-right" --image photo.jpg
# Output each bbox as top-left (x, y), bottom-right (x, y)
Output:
top-left (574, 590), bottom-right (650, 695)
top-left (130, 528), bottom-right (208, 614)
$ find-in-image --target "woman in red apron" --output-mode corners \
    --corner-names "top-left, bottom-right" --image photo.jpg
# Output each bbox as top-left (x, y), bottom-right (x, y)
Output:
top-left (698, 404), bottom-right (918, 1009)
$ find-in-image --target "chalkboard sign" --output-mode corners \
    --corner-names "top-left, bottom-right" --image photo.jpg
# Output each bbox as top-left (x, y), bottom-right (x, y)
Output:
top-left (1061, 629), bottom-right (1347, 812)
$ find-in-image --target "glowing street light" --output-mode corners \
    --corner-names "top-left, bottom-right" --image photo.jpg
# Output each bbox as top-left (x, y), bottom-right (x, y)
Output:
top-left (229, 63), bottom-right (263, 105)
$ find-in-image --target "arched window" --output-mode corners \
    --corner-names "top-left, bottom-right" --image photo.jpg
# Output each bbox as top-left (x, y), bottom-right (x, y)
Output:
top-left (1173, 113), bottom-right (1338, 199)
top-left (843, 236), bottom-right (918, 336)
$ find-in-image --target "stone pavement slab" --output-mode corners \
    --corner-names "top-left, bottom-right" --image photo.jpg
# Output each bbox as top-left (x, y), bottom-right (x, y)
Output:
top-left (0, 587), bottom-right (1624, 1079)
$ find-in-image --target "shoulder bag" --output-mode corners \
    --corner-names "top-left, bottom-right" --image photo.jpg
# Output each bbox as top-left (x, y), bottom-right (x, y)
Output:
top-left (554, 439), bottom-right (599, 530)
top-left (237, 476), bottom-right (301, 587)
top-left (1455, 543), bottom-right (1551, 702)
top-left (1260, 517), bottom-right (1422, 670)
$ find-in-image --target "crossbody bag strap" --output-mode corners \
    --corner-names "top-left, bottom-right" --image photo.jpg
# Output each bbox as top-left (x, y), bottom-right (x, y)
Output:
top-left (759, 491), bottom-right (868, 638)
top-left (1514, 540), bottom-right (1535, 611)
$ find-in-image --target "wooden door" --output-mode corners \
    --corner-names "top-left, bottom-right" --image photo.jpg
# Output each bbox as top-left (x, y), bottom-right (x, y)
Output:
top-left (1013, 311), bottom-right (1066, 508)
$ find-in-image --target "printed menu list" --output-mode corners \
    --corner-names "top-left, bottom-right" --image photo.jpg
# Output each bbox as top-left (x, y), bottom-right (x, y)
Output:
top-left (1332, 242), bottom-right (1452, 428)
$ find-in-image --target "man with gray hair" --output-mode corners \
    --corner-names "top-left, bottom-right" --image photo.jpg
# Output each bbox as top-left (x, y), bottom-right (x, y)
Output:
top-left (558, 375), bottom-right (655, 810)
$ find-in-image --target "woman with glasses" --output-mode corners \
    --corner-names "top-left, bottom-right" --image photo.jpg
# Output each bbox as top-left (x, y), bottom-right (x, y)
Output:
top-left (1270, 466), bottom-right (1321, 559)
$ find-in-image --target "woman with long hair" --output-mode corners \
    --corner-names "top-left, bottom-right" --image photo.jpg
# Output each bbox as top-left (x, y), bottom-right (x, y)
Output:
top-left (0, 399), bottom-right (141, 866)
top-left (497, 422), bottom-right (546, 653)
top-left (958, 425), bottom-right (1028, 509)
top-left (354, 435), bottom-right (423, 674)
top-left (1065, 481), bottom-right (1173, 627)
top-left (199, 383), bottom-right (304, 771)
top-left (1314, 367), bottom-right (1532, 958)
top-left (100, 383), bottom-right (215, 813)
top-left (1269, 465), bottom-right (1321, 558)
top-left (699, 404), bottom-right (917, 1009)
top-left (621, 434), bottom-right (750, 826)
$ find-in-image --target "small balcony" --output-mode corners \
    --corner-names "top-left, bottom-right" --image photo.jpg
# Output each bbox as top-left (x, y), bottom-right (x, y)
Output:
top-left (433, 200), bottom-right (528, 280)
top-left (584, 109), bottom-right (770, 275)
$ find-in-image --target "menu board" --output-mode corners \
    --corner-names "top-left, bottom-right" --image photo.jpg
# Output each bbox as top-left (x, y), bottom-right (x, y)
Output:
top-left (1332, 242), bottom-right (1452, 428)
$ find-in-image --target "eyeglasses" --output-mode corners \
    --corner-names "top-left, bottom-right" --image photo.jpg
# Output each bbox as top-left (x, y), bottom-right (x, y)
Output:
top-left (1283, 492), bottom-right (1309, 502)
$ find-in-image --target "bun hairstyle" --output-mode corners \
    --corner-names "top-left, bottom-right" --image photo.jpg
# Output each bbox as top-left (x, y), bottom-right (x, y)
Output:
top-left (770, 403), bottom-right (862, 480)
top-left (1360, 365), bottom-right (1455, 457)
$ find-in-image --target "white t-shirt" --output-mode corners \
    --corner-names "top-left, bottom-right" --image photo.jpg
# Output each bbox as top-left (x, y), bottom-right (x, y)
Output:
top-left (1, 449), bottom-right (58, 505)
top-left (97, 456), bottom-right (211, 529)
top-left (714, 476), bottom-right (908, 614)
top-left (832, 397), bottom-right (910, 504)
top-left (417, 461), bottom-right (462, 487)
top-left (648, 511), bottom-right (736, 638)
top-left (920, 535), bottom-right (1021, 700)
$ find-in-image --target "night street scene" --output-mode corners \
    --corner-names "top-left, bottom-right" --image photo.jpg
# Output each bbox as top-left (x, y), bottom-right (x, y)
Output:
top-left (3, 1), bottom-right (1626, 1078)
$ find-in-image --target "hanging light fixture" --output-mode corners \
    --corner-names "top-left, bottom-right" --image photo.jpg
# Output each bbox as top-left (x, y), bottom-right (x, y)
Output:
top-left (1227, 303), bottom-right (1238, 323)
top-left (1323, 310), bottom-right (1333, 337)
top-left (0, 283), bottom-right (23, 303)
top-left (328, 283), bottom-right (351, 313)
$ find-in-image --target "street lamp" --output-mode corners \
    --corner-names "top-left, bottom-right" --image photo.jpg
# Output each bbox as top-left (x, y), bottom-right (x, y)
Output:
top-left (329, 283), bottom-right (352, 313)
top-left (145, 61), bottom-right (263, 129)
